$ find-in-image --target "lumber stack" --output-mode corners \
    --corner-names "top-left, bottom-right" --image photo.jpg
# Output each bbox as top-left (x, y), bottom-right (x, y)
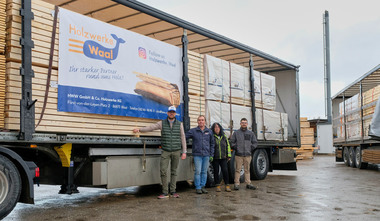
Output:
top-left (362, 149), bottom-right (380, 164)
top-left (203, 54), bottom-right (287, 140)
top-left (3, 0), bottom-right (207, 136)
top-left (187, 50), bottom-right (205, 129)
top-left (3, 0), bottom-right (208, 136)
top-left (336, 85), bottom-right (380, 140)
top-left (363, 85), bottom-right (380, 117)
top-left (363, 85), bottom-right (380, 137)
top-left (289, 117), bottom-right (314, 160)
top-left (0, 0), bottom-right (5, 128)
top-left (0, 0), bottom-right (5, 54)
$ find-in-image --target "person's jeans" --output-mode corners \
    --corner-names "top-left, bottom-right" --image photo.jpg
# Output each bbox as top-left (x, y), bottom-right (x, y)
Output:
top-left (193, 156), bottom-right (209, 189)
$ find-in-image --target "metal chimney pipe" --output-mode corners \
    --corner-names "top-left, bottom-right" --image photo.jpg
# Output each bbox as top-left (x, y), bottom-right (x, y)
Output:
top-left (323, 10), bottom-right (332, 123)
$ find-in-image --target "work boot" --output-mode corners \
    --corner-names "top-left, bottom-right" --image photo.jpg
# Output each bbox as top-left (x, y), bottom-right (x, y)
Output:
top-left (196, 189), bottom-right (202, 194)
top-left (225, 185), bottom-right (231, 192)
top-left (201, 187), bottom-right (208, 194)
top-left (216, 185), bottom-right (221, 192)
top-left (246, 184), bottom-right (257, 190)
top-left (234, 184), bottom-right (239, 190)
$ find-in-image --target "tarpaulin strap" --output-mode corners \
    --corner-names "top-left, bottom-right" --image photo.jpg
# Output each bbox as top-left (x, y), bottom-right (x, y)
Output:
top-left (199, 54), bottom-right (202, 114)
top-left (260, 73), bottom-right (266, 141)
top-left (221, 59), bottom-right (224, 128)
top-left (279, 112), bottom-right (284, 142)
top-left (229, 62), bottom-right (233, 137)
top-left (36, 6), bottom-right (59, 128)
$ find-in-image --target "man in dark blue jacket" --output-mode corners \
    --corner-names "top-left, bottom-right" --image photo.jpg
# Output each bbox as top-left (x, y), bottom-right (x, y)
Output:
top-left (186, 115), bottom-right (215, 194)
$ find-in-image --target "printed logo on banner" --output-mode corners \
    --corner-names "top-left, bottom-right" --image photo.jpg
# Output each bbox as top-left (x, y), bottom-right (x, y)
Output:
top-left (138, 47), bottom-right (147, 59)
top-left (67, 25), bottom-right (125, 64)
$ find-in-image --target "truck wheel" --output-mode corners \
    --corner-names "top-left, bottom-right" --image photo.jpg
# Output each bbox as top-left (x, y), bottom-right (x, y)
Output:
top-left (343, 147), bottom-right (349, 166)
top-left (348, 146), bottom-right (356, 168)
top-left (206, 164), bottom-right (217, 187)
top-left (0, 154), bottom-right (22, 220)
top-left (355, 147), bottom-right (368, 169)
top-left (251, 149), bottom-right (269, 180)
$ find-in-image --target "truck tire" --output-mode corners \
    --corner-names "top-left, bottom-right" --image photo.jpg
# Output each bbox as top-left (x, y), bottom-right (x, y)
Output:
top-left (343, 146), bottom-right (349, 166)
top-left (0, 154), bottom-right (22, 220)
top-left (348, 146), bottom-right (356, 168)
top-left (251, 149), bottom-right (269, 180)
top-left (206, 164), bottom-right (216, 187)
top-left (355, 147), bottom-right (368, 169)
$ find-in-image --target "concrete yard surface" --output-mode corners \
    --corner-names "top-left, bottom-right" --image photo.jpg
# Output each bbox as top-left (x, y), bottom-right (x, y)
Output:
top-left (5, 155), bottom-right (380, 220)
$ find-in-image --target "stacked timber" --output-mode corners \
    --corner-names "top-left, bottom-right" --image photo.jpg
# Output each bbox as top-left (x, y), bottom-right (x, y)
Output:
top-left (336, 94), bottom-right (361, 140)
top-left (290, 117), bottom-right (314, 160)
top-left (336, 85), bottom-right (380, 140)
top-left (362, 149), bottom-right (380, 164)
top-left (3, 0), bottom-right (208, 136)
top-left (0, 0), bottom-right (5, 54)
top-left (188, 50), bottom-right (205, 129)
top-left (0, 0), bottom-right (5, 128)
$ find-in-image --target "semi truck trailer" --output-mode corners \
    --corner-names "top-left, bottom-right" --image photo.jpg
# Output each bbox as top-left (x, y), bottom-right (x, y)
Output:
top-left (332, 64), bottom-right (380, 168)
top-left (0, 0), bottom-right (301, 218)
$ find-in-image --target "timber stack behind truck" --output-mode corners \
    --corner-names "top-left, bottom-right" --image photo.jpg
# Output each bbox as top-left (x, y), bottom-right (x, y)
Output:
top-left (0, 0), bottom-right (300, 218)
top-left (332, 65), bottom-right (380, 168)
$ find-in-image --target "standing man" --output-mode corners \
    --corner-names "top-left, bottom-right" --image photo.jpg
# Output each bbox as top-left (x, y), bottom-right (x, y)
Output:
top-left (230, 118), bottom-right (258, 190)
top-left (133, 106), bottom-right (187, 199)
top-left (186, 115), bottom-right (215, 194)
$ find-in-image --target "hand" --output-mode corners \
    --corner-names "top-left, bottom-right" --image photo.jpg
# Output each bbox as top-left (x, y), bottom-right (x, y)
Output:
top-left (133, 128), bottom-right (140, 133)
top-left (227, 157), bottom-right (231, 162)
top-left (181, 153), bottom-right (186, 160)
top-left (209, 157), bottom-right (213, 162)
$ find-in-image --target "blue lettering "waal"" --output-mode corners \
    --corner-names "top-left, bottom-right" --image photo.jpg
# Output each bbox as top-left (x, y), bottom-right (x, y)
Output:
top-left (83, 34), bottom-right (125, 64)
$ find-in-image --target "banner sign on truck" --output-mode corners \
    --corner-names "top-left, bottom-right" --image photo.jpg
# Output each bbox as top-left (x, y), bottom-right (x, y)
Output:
top-left (58, 8), bottom-right (183, 120)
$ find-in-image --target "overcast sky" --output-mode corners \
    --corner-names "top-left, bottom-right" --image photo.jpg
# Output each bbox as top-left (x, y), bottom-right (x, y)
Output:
top-left (139, 0), bottom-right (380, 119)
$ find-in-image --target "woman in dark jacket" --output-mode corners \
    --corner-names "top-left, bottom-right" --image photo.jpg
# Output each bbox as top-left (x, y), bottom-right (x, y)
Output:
top-left (211, 123), bottom-right (232, 192)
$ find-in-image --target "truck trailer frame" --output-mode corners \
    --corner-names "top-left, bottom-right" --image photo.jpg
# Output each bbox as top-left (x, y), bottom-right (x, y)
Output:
top-left (0, 0), bottom-right (300, 218)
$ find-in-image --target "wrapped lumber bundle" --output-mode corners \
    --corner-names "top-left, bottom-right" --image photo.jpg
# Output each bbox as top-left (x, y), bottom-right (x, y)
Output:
top-left (204, 54), bottom-right (230, 102)
top-left (204, 54), bottom-right (275, 110)
top-left (207, 100), bottom-right (287, 141)
top-left (206, 100), bottom-right (252, 137)
top-left (229, 62), bottom-right (252, 106)
top-left (255, 109), bottom-right (288, 141)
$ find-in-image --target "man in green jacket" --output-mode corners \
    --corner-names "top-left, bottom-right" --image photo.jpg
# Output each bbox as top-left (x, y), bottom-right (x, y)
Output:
top-left (133, 106), bottom-right (187, 199)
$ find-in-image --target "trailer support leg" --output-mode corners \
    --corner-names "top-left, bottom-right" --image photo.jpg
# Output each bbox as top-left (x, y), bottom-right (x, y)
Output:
top-left (59, 163), bottom-right (79, 194)
top-left (54, 143), bottom-right (79, 194)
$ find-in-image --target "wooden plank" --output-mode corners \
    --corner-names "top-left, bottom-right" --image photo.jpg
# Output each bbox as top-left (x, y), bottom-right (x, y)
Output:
top-left (301, 127), bottom-right (314, 136)
top-left (300, 121), bottom-right (310, 128)
top-left (301, 136), bottom-right (314, 145)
